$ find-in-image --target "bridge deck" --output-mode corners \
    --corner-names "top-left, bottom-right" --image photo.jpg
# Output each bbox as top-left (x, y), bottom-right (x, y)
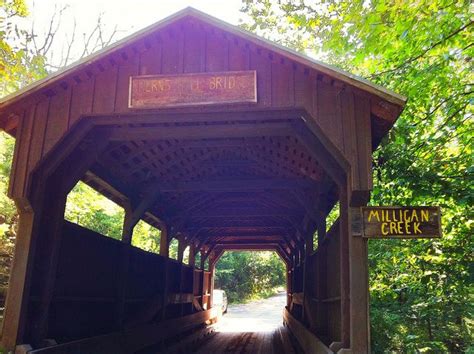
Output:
top-left (193, 326), bottom-right (297, 354)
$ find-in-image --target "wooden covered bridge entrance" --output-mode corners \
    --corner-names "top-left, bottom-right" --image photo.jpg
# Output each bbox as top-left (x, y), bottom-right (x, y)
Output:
top-left (0, 8), bottom-right (405, 354)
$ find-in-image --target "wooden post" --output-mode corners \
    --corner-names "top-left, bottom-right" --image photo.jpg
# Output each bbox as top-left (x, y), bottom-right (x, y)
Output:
top-left (302, 228), bottom-right (313, 326)
top-left (188, 245), bottom-right (196, 267)
top-left (1, 208), bottom-right (35, 350)
top-left (30, 180), bottom-right (68, 347)
top-left (339, 188), bottom-right (351, 349)
top-left (316, 210), bottom-right (327, 334)
top-left (188, 245), bottom-right (196, 314)
top-left (160, 225), bottom-right (169, 321)
top-left (116, 204), bottom-right (135, 329)
top-left (177, 236), bottom-right (186, 263)
top-left (347, 205), bottom-right (370, 352)
top-left (286, 266), bottom-right (292, 308)
top-left (209, 254), bottom-right (216, 310)
top-left (160, 225), bottom-right (169, 257)
top-left (200, 250), bottom-right (206, 309)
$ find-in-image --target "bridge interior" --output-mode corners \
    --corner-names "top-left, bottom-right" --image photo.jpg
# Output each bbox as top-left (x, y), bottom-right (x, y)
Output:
top-left (0, 8), bottom-right (405, 353)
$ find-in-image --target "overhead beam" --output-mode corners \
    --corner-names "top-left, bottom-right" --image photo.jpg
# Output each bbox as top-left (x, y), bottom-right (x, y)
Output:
top-left (158, 178), bottom-right (317, 193)
top-left (109, 122), bottom-right (294, 141)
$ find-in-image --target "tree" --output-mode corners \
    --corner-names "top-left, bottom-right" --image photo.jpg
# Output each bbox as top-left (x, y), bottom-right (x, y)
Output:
top-left (241, 1), bottom-right (473, 351)
top-left (215, 251), bottom-right (286, 303)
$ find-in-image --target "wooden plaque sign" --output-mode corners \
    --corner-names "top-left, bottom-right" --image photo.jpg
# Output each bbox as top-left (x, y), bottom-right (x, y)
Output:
top-left (361, 206), bottom-right (441, 239)
top-left (129, 70), bottom-right (257, 108)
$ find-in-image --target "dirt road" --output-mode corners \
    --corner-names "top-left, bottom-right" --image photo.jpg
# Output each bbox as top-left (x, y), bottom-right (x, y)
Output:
top-left (194, 292), bottom-right (290, 353)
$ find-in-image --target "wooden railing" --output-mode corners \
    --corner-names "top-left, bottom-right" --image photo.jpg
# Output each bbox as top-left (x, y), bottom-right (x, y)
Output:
top-left (28, 307), bottom-right (220, 353)
top-left (283, 307), bottom-right (333, 354)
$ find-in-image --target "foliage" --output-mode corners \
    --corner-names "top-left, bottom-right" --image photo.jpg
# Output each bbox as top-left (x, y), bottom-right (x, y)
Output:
top-left (65, 181), bottom-right (124, 240)
top-left (0, 0), bottom-right (47, 97)
top-left (132, 220), bottom-right (161, 254)
top-left (215, 251), bottom-right (286, 303)
top-left (241, 0), bottom-right (473, 351)
top-left (0, 132), bottom-right (15, 306)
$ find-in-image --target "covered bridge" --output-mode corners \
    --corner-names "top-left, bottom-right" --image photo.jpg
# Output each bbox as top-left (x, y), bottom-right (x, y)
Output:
top-left (0, 7), bottom-right (405, 353)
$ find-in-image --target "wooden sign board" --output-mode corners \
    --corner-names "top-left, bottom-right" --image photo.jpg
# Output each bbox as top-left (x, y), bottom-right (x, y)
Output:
top-left (361, 206), bottom-right (441, 239)
top-left (129, 70), bottom-right (257, 108)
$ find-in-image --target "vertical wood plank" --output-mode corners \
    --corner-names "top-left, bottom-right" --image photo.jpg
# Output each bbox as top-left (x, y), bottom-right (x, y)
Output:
top-left (139, 38), bottom-right (162, 75)
top-left (43, 87), bottom-right (72, 154)
top-left (183, 24), bottom-right (205, 73)
top-left (93, 64), bottom-right (118, 113)
top-left (27, 99), bottom-right (49, 175)
top-left (340, 89), bottom-right (357, 170)
top-left (271, 58), bottom-right (294, 107)
top-left (205, 30), bottom-right (228, 72)
top-left (161, 28), bottom-right (183, 74)
top-left (114, 53), bottom-right (139, 112)
top-left (354, 95), bottom-right (373, 192)
top-left (294, 69), bottom-right (312, 112)
top-left (317, 80), bottom-right (343, 150)
top-left (9, 109), bottom-right (32, 199)
top-left (228, 39), bottom-right (249, 71)
top-left (68, 78), bottom-right (94, 127)
top-left (249, 49), bottom-right (272, 107)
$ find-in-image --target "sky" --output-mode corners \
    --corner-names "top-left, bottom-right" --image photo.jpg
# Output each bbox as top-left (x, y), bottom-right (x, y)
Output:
top-left (24, 0), bottom-right (246, 67)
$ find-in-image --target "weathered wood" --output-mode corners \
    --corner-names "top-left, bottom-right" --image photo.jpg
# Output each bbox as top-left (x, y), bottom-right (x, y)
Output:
top-left (129, 70), bottom-right (257, 108)
top-left (28, 308), bottom-right (218, 354)
top-left (292, 292), bottom-right (304, 305)
top-left (0, 210), bottom-right (35, 349)
top-left (108, 121), bottom-right (294, 141)
top-left (339, 189), bottom-right (351, 348)
top-left (283, 307), bottom-right (333, 354)
top-left (360, 206), bottom-right (442, 238)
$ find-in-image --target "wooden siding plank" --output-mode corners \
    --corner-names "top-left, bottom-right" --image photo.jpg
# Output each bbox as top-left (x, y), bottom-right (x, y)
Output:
top-left (228, 39), bottom-right (250, 71)
top-left (317, 80), bottom-right (343, 151)
top-left (249, 49), bottom-right (271, 107)
top-left (29, 98), bottom-right (49, 171)
top-left (161, 28), bottom-right (183, 74)
top-left (294, 69), bottom-right (312, 113)
top-left (68, 78), bottom-right (94, 127)
top-left (138, 38), bottom-right (162, 75)
top-left (114, 54), bottom-right (139, 112)
top-left (8, 109), bottom-right (31, 199)
top-left (205, 30), bottom-right (228, 72)
top-left (43, 87), bottom-right (72, 154)
top-left (354, 95), bottom-right (372, 192)
top-left (93, 64), bottom-right (118, 113)
top-left (183, 24), bottom-right (205, 73)
top-left (271, 58), bottom-right (294, 107)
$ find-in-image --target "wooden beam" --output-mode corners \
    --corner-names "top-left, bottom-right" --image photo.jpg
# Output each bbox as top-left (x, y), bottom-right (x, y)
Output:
top-left (159, 177), bottom-right (317, 193)
top-left (159, 225), bottom-right (169, 258)
top-left (109, 122), bottom-right (294, 141)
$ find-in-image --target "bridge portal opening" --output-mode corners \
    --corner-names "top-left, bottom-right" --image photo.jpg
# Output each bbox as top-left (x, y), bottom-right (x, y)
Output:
top-left (214, 250), bottom-right (286, 333)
